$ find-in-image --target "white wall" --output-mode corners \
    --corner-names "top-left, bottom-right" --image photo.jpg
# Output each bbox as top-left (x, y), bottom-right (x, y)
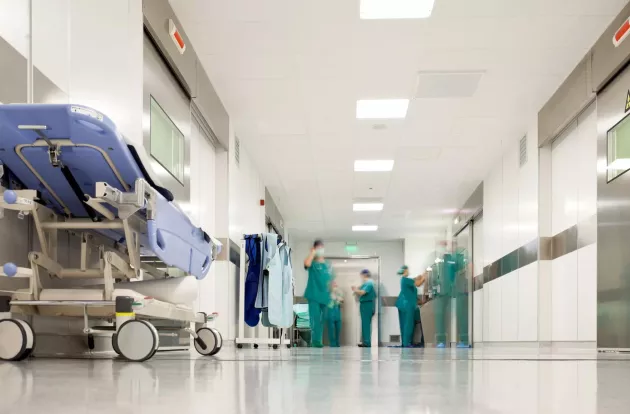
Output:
top-left (404, 237), bottom-right (436, 277)
top-left (228, 136), bottom-right (266, 242)
top-left (549, 103), bottom-right (597, 342)
top-left (0, 0), bottom-right (29, 57)
top-left (0, 0), bottom-right (144, 141)
top-left (31, 0), bottom-right (143, 142)
top-left (482, 117), bottom-right (539, 342)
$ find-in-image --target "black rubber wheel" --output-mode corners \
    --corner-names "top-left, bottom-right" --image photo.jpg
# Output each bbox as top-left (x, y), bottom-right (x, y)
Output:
top-left (16, 320), bottom-right (35, 360)
top-left (253, 344), bottom-right (259, 349)
top-left (112, 333), bottom-right (122, 355)
top-left (87, 334), bottom-right (95, 350)
top-left (0, 319), bottom-right (28, 361)
top-left (287, 344), bottom-right (291, 349)
top-left (273, 344), bottom-right (278, 350)
top-left (194, 327), bottom-right (220, 356)
top-left (237, 344), bottom-right (243, 349)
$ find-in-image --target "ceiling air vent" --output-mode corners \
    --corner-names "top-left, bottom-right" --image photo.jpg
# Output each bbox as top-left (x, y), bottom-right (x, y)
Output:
top-left (519, 135), bottom-right (527, 167)
top-left (235, 136), bottom-right (240, 167)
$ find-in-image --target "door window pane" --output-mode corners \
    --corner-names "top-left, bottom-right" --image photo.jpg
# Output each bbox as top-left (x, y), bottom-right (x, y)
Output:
top-left (607, 114), bottom-right (630, 182)
top-left (150, 96), bottom-right (184, 183)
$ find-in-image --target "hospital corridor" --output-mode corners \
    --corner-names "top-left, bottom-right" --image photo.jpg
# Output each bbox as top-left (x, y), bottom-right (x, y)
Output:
top-left (3, 0), bottom-right (630, 413)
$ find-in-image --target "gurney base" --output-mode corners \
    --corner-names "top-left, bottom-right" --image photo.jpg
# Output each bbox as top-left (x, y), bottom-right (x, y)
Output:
top-left (2, 297), bottom-right (222, 361)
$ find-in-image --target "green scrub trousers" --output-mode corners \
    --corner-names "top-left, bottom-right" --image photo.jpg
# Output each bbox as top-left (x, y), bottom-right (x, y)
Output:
top-left (396, 277), bottom-right (418, 347)
top-left (326, 304), bottom-right (342, 347)
top-left (358, 280), bottom-right (376, 347)
top-left (308, 302), bottom-right (327, 347)
top-left (360, 301), bottom-right (375, 347)
top-left (304, 261), bottom-right (332, 348)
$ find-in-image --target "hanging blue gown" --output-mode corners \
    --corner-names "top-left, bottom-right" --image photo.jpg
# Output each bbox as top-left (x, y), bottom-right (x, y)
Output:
top-left (244, 234), bottom-right (262, 327)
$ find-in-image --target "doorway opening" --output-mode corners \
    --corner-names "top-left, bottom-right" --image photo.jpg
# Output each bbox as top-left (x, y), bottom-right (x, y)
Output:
top-left (324, 257), bottom-right (380, 347)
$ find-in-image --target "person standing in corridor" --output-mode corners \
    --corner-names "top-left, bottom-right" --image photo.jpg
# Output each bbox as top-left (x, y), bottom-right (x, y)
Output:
top-left (303, 239), bottom-right (332, 348)
top-left (352, 269), bottom-right (376, 348)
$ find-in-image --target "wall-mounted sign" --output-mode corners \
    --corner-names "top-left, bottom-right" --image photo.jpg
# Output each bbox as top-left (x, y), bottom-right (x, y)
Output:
top-left (169, 19), bottom-right (186, 54)
top-left (625, 90), bottom-right (630, 112)
top-left (613, 17), bottom-right (630, 47)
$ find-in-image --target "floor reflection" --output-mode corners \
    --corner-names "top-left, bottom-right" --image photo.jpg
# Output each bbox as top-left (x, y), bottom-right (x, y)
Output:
top-left (0, 348), bottom-right (629, 413)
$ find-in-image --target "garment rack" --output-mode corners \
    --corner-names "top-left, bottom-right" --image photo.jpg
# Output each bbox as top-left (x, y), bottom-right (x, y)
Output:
top-left (235, 237), bottom-right (292, 349)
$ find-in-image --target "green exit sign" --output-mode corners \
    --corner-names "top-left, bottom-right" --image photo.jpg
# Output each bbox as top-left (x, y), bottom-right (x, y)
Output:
top-left (345, 245), bottom-right (358, 253)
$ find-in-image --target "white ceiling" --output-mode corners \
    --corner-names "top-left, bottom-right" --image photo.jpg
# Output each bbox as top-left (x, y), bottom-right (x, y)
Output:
top-left (170, 0), bottom-right (628, 241)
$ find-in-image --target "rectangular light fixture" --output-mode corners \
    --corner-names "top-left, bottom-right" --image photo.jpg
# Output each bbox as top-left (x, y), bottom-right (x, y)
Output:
top-left (352, 225), bottom-right (378, 232)
top-left (360, 0), bottom-right (435, 20)
top-left (354, 160), bottom-right (394, 172)
top-left (356, 99), bottom-right (409, 119)
top-left (353, 203), bottom-right (384, 212)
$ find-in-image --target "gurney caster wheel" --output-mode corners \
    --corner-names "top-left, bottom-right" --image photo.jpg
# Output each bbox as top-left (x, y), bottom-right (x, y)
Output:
top-left (254, 344), bottom-right (259, 349)
top-left (0, 319), bottom-right (35, 361)
top-left (287, 345), bottom-right (291, 349)
top-left (209, 328), bottom-right (223, 354)
top-left (112, 333), bottom-right (122, 355)
top-left (114, 320), bottom-right (159, 362)
top-left (237, 344), bottom-right (243, 349)
top-left (273, 344), bottom-right (278, 350)
top-left (194, 327), bottom-right (221, 356)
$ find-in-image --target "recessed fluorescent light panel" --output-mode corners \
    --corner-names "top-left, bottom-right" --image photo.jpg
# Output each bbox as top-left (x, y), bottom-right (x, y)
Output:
top-left (353, 225), bottom-right (378, 232)
top-left (356, 99), bottom-right (409, 119)
top-left (360, 0), bottom-right (435, 19)
top-left (353, 203), bottom-right (384, 212)
top-left (354, 160), bottom-right (394, 172)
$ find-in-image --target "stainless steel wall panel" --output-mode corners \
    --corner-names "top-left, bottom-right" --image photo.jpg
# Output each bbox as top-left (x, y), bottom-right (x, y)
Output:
top-left (143, 0), bottom-right (196, 95)
top-left (142, 35), bottom-right (191, 204)
top-left (539, 237), bottom-right (553, 261)
top-left (195, 61), bottom-right (229, 149)
top-left (592, 2), bottom-right (630, 92)
top-left (551, 225), bottom-right (578, 260)
top-left (538, 54), bottom-right (593, 147)
top-left (453, 183), bottom-right (483, 236)
top-left (143, 0), bottom-right (230, 149)
top-left (596, 63), bottom-right (630, 349)
top-left (265, 188), bottom-right (285, 238)
top-left (518, 239), bottom-right (539, 269)
top-left (380, 296), bottom-right (398, 307)
top-left (473, 276), bottom-right (483, 292)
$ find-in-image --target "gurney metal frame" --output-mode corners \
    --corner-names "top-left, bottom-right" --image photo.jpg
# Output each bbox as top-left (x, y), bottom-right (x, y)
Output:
top-left (0, 165), bottom-right (221, 362)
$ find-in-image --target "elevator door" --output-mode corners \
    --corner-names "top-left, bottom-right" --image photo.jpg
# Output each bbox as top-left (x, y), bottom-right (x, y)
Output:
top-left (328, 258), bottom-right (379, 346)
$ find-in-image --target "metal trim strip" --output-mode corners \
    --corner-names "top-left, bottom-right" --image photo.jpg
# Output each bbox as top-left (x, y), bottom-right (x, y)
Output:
top-left (482, 215), bottom-right (597, 284)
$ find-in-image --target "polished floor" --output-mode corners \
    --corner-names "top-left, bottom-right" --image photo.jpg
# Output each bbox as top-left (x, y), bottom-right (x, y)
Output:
top-left (2, 346), bottom-right (630, 413)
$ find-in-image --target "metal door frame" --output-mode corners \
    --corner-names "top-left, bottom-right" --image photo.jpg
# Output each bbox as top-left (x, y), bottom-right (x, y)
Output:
top-left (453, 212), bottom-right (481, 347)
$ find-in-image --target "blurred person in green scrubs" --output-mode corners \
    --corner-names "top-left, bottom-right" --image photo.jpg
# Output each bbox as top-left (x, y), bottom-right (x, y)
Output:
top-left (395, 265), bottom-right (427, 348)
top-left (326, 280), bottom-right (343, 347)
top-left (303, 239), bottom-right (332, 348)
top-left (352, 269), bottom-right (376, 348)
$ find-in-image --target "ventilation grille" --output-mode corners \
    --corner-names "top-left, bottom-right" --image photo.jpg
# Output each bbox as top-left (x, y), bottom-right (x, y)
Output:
top-left (519, 135), bottom-right (527, 167)
top-left (235, 136), bottom-right (240, 167)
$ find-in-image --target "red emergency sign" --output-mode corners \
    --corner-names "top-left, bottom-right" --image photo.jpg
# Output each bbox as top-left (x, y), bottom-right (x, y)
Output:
top-left (613, 17), bottom-right (630, 47)
top-left (169, 19), bottom-right (186, 54)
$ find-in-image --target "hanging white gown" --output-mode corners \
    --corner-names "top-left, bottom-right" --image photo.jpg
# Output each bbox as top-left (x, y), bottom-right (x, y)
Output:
top-left (269, 242), bottom-right (293, 328)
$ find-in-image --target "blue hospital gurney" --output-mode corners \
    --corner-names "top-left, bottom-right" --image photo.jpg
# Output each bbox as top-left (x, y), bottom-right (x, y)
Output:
top-left (0, 104), bottom-right (222, 361)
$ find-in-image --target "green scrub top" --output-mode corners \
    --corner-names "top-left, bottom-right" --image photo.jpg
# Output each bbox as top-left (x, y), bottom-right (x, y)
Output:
top-left (359, 279), bottom-right (375, 302)
top-left (395, 277), bottom-right (417, 310)
top-left (304, 260), bottom-right (332, 304)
